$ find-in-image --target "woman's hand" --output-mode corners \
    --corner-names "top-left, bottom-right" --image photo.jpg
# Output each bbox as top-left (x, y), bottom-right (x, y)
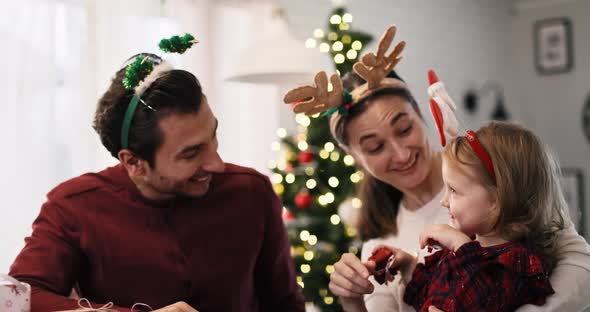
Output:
top-left (329, 253), bottom-right (375, 311)
top-left (329, 253), bottom-right (374, 298)
top-left (419, 224), bottom-right (471, 252)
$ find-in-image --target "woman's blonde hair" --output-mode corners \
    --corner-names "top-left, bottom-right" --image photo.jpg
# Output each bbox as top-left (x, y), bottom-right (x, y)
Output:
top-left (443, 121), bottom-right (566, 269)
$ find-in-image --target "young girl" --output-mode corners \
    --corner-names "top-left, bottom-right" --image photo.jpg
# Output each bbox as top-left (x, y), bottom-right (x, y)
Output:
top-left (372, 121), bottom-right (566, 312)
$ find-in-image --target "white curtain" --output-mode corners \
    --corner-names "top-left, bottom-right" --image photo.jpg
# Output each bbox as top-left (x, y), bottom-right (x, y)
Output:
top-left (0, 0), bottom-right (282, 271)
top-left (0, 0), bottom-right (80, 272)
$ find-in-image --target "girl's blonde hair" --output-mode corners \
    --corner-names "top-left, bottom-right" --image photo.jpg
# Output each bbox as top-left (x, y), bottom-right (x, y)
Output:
top-left (443, 121), bottom-right (566, 270)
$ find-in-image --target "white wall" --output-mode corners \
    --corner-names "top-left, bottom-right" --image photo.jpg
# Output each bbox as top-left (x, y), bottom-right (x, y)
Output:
top-left (509, 0), bottom-right (590, 237)
top-left (277, 0), bottom-right (513, 131)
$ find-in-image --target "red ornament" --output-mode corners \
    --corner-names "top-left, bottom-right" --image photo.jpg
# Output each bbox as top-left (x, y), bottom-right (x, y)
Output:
top-left (283, 209), bottom-right (296, 222)
top-left (368, 247), bottom-right (396, 285)
top-left (295, 192), bottom-right (313, 209)
top-left (298, 151), bottom-right (314, 164)
top-left (285, 163), bottom-right (294, 172)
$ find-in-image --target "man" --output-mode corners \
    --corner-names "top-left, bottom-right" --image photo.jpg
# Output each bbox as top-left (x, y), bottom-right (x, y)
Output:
top-left (9, 53), bottom-right (305, 312)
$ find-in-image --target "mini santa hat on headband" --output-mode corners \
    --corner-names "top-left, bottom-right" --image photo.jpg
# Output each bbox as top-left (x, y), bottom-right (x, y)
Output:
top-left (428, 70), bottom-right (459, 147)
top-left (427, 69), bottom-right (496, 181)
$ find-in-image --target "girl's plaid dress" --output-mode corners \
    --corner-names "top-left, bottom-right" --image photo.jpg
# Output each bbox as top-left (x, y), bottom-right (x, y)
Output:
top-left (404, 240), bottom-right (554, 312)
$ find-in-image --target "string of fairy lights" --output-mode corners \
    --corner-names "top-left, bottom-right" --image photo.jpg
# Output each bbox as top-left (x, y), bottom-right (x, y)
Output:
top-left (304, 12), bottom-right (363, 66)
top-left (268, 113), bottom-right (364, 209)
top-left (267, 9), bottom-right (369, 307)
top-left (269, 115), bottom-right (363, 186)
top-left (268, 112), bottom-right (363, 304)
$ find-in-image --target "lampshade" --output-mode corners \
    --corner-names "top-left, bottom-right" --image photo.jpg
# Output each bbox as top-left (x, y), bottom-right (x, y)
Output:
top-left (225, 9), bottom-right (332, 85)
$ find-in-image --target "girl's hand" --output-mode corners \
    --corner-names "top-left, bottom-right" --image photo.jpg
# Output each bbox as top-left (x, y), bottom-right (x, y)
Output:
top-left (368, 245), bottom-right (415, 272)
top-left (419, 224), bottom-right (471, 252)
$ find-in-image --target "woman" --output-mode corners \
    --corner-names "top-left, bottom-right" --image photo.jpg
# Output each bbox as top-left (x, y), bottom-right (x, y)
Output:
top-left (326, 71), bottom-right (590, 312)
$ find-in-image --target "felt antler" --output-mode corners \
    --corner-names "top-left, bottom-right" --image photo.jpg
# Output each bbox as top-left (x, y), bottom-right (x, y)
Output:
top-left (283, 71), bottom-right (344, 116)
top-left (283, 25), bottom-right (406, 117)
top-left (353, 25), bottom-right (406, 90)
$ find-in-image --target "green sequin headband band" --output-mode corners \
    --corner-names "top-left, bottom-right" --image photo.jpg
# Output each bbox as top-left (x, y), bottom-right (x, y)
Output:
top-left (120, 33), bottom-right (197, 150)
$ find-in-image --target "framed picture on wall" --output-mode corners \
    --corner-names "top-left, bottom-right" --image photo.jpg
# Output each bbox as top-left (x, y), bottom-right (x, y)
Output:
top-left (534, 17), bottom-right (573, 75)
top-left (559, 168), bottom-right (585, 234)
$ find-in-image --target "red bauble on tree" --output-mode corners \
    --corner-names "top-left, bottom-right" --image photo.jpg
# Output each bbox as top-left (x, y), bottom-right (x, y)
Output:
top-left (285, 163), bottom-right (294, 172)
top-left (282, 209), bottom-right (296, 222)
top-left (298, 151), bottom-right (314, 164)
top-left (295, 191), bottom-right (313, 209)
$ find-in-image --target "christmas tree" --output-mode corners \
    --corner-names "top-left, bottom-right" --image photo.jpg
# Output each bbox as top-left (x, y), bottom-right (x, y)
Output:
top-left (269, 7), bottom-right (372, 311)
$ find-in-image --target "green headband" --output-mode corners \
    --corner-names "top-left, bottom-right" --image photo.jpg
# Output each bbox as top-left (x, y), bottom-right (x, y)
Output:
top-left (120, 33), bottom-right (198, 150)
top-left (121, 95), bottom-right (141, 150)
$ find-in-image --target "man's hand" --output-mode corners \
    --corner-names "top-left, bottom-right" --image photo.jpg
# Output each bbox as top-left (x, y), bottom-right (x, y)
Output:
top-left (152, 302), bottom-right (198, 312)
top-left (419, 224), bottom-right (471, 252)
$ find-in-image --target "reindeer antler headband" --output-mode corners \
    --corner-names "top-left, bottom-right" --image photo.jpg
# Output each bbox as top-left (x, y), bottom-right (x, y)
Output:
top-left (283, 25), bottom-right (406, 118)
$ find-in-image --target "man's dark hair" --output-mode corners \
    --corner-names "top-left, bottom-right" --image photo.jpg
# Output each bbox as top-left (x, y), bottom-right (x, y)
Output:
top-left (93, 54), bottom-right (204, 167)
